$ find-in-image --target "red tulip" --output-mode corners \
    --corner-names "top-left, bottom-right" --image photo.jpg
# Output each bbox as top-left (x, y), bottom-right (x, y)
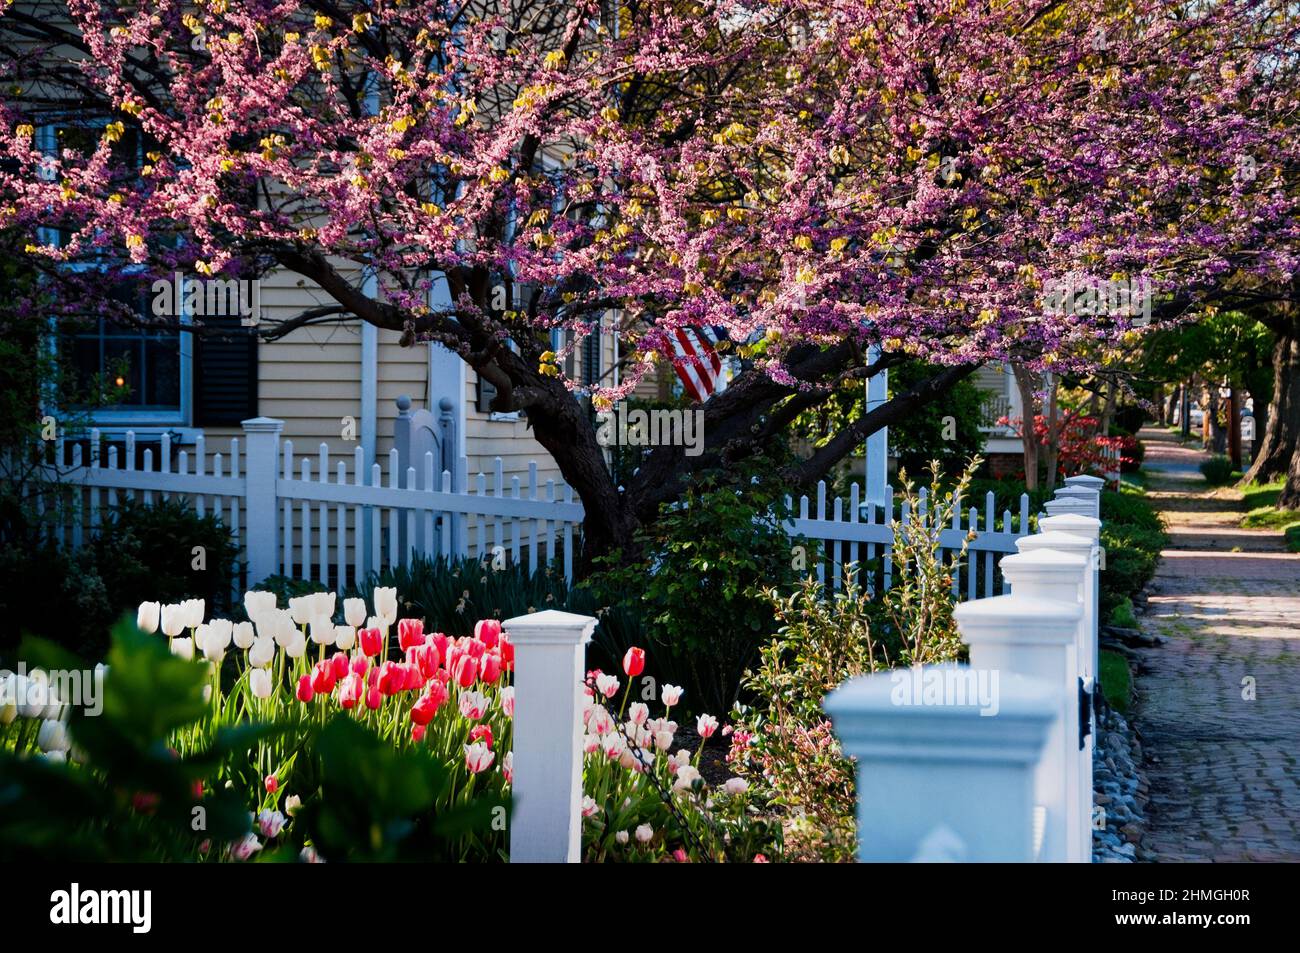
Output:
top-left (411, 724), bottom-right (427, 743)
top-left (500, 636), bottom-right (514, 669)
top-left (378, 661), bottom-right (402, 696)
top-left (623, 646), bottom-right (646, 678)
top-left (474, 619), bottom-right (501, 648)
top-left (338, 674), bottom-right (361, 709)
top-left (470, 724), bottom-right (494, 749)
top-left (359, 627), bottom-right (384, 657)
top-left (453, 654), bottom-right (479, 688)
top-left (331, 652), bottom-right (350, 680)
top-left (426, 677), bottom-right (450, 710)
top-left (480, 652), bottom-right (502, 684)
top-left (431, 632), bottom-right (450, 659)
top-left (398, 618), bottom-right (425, 651)
top-left (296, 675), bottom-right (315, 703)
top-left (350, 654), bottom-right (369, 677)
top-left (410, 643), bottom-right (441, 679)
top-left (311, 661), bottom-right (336, 695)
top-left (410, 690), bottom-right (442, 726)
top-left (365, 686), bottom-right (382, 711)
top-left (265, 775), bottom-right (278, 794)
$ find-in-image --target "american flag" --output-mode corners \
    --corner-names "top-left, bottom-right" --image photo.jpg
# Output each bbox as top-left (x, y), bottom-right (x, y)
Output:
top-left (670, 327), bottom-right (724, 402)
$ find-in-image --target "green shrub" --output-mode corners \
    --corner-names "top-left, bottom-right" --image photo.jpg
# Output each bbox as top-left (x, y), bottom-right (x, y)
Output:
top-left (1108, 597), bottom-right (1139, 629)
top-left (1199, 454), bottom-right (1236, 485)
top-left (1101, 490), bottom-right (1165, 533)
top-left (0, 500), bottom-right (238, 662)
top-left (90, 499), bottom-right (240, 613)
top-left (1098, 649), bottom-right (1133, 714)
top-left (585, 458), bottom-right (799, 716)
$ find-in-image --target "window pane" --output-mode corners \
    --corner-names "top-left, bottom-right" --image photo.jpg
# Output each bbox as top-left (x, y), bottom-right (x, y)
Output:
top-left (103, 338), bottom-right (143, 406)
top-left (144, 337), bottom-right (181, 407)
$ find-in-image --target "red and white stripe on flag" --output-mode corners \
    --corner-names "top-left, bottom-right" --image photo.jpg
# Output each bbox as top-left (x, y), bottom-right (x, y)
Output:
top-left (671, 327), bottom-right (723, 402)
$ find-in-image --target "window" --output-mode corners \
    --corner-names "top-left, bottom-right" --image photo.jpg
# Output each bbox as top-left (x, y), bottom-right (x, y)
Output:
top-left (65, 286), bottom-right (182, 413)
top-left (40, 118), bottom-right (190, 425)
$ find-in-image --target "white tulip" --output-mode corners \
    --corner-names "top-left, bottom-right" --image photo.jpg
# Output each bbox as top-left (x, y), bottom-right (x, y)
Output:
top-left (170, 637), bottom-right (194, 661)
top-left (373, 587), bottom-right (398, 626)
top-left (160, 603), bottom-right (186, 637)
top-left (285, 794), bottom-right (302, 816)
top-left (232, 621), bottom-right (255, 649)
top-left (635, 824), bottom-right (654, 843)
top-left (249, 667), bottom-right (273, 699)
top-left (208, 618), bottom-right (233, 648)
top-left (136, 601), bottom-right (161, 634)
top-left (43, 750), bottom-right (67, 764)
top-left (284, 630), bottom-right (307, 659)
top-left (333, 625), bottom-right (356, 651)
top-left (309, 616), bottom-right (335, 646)
top-left (312, 591), bottom-right (336, 620)
top-left (343, 598), bottom-right (367, 628)
top-left (615, 830), bottom-right (629, 845)
top-left (183, 598), bottom-right (206, 629)
top-left (249, 637), bottom-right (275, 668)
top-left (37, 719), bottom-right (69, 753)
top-left (288, 596), bottom-right (314, 626)
top-left (244, 589), bottom-right (269, 616)
top-left (273, 609), bottom-right (298, 647)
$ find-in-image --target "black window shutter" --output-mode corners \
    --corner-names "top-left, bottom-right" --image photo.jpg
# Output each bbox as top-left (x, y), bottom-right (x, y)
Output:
top-left (193, 316), bottom-right (258, 426)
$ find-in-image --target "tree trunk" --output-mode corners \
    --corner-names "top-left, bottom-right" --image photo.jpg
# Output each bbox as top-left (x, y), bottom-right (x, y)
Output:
top-left (1206, 386), bottom-right (1227, 453)
top-left (1278, 440), bottom-right (1300, 509)
top-left (1043, 372), bottom-right (1060, 491)
top-left (1012, 364), bottom-right (1040, 490)
top-left (1241, 325), bottom-right (1300, 486)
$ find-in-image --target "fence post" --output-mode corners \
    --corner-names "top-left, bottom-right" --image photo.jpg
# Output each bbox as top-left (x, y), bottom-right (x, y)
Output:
top-left (241, 417), bottom-right (284, 588)
top-left (997, 549), bottom-right (1092, 863)
top-left (504, 609), bottom-right (596, 863)
top-left (824, 665), bottom-right (1060, 862)
top-left (954, 591), bottom-right (1083, 862)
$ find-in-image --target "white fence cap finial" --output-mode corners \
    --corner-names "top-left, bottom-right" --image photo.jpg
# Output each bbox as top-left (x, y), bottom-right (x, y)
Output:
top-left (1063, 474), bottom-right (1106, 490)
top-left (1016, 530), bottom-right (1092, 555)
top-left (503, 610), bottom-right (597, 645)
top-left (1037, 513), bottom-right (1101, 541)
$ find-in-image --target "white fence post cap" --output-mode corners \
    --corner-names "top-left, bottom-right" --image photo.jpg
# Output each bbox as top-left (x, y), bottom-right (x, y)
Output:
top-left (1016, 530), bottom-right (1092, 555)
top-left (1042, 496), bottom-right (1094, 518)
top-left (240, 417), bottom-right (285, 433)
top-left (999, 548), bottom-right (1088, 586)
top-left (1037, 513), bottom-right (1101, 540)
top-left (825, 666), bottom-right (1060, 764)
top-left (1063, 474), bottom-right (1106, 490)
top-left (503, 610), bottom-right (597, 645)
top-left (1055, 485), bottom-right (1097, 499)
top-left (955, 593), bottom-right (1081, 645)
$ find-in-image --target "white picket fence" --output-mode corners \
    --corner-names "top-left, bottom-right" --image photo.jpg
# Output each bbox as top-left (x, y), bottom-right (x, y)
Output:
top-left (25, 408), bottom-right (1051, 603)
top-left (26, 415), bottom-right (585, 595)
top-left (824, 475), bottom-right (1107, 863)
top-left (786, 482), bottom-right (1033, 600)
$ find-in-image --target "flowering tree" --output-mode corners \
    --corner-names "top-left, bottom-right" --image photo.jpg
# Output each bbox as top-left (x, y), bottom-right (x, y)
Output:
top-left (2, 0), bottom-right (1297, 558)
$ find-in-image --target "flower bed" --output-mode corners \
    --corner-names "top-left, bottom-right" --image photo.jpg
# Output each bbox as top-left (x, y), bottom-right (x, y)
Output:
top-left (1, 588), bottom-right (779, 862)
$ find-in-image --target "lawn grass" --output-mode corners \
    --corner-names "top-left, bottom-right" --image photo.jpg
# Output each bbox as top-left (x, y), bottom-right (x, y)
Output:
top-left (1238, 479), bottom-right (1300, 539)
top-left (1099, 649), bottom-right (1133, 715)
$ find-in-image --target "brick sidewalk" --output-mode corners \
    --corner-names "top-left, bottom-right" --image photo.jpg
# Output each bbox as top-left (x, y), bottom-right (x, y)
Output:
top-left (1133, 429), bottom-right (1300, 862)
